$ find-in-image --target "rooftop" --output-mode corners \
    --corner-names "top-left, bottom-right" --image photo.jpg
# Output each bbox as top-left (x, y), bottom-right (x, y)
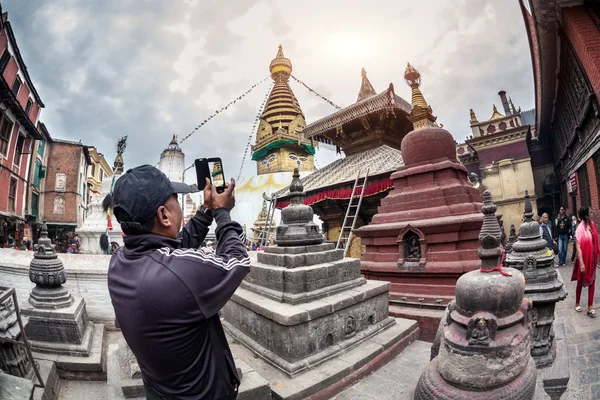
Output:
top-left (300, 84), bottom-right (411, 140)
top-left (275, 144), bottom-right (403, 198)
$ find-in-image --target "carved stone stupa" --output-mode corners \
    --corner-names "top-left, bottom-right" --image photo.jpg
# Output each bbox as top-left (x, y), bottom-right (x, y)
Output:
top-left (415, 191), bottom-right (537, 399)
top-left (20, 221), bottom-right (107, 380)
top-left (223, 170), bottom-right (415, 398)
top-left (504, 191), bottom-right (567, 367)
top-left (275, 168), bottom-right (322, 246)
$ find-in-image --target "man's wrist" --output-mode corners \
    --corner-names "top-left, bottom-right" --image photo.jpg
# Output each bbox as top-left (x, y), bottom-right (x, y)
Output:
top-left (213, 208), bottom-right (232, 225)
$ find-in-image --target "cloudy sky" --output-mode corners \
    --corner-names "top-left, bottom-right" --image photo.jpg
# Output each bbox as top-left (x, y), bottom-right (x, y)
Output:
top-left (5, 0), bottom-right (533, 184)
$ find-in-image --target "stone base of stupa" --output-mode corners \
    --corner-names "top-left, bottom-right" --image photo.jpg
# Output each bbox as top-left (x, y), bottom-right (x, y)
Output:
top-left (223, 243), bottom-right (420, 399)
top-left (21, 297), bottom-right (107, 380)
top-left (226, 317), bottom-right (419, 400)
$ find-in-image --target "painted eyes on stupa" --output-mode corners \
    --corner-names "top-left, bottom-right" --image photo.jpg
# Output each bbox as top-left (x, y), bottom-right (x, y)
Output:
top-left (261, 154), bottom-right (276, 165)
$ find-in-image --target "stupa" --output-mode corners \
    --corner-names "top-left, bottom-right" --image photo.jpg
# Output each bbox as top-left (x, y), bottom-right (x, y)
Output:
top-left (223, 168), bottom-right (417, 399)
top-left (415, 190), bottom-right (537, 399)
top-left (250, 199), bottom-right (277, 243)
top-left (504, 191), bottom-right (567, 367)
top-left (77, 137), bottom-right (127, 254)
top-left (158, 135), bottom-right (185, 182)
top-left (354, 64), bottom-right (483, 341)
top-left (506, 223), bottom-right (518, 253)
top-left (232, 45), bottom-right (316, 232)
top-left (20, 221), bottom-right (107, 380)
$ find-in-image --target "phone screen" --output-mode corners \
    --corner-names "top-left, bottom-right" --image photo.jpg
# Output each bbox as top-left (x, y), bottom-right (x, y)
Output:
top-left (209, 160), bottom-right (225, 189)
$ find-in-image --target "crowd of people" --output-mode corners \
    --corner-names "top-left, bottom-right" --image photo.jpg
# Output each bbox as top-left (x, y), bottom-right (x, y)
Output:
top-left (531, 205), bottom-right (598, 317)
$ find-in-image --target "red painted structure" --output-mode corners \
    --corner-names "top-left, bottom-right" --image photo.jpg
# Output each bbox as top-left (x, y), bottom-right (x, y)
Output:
top-left (522, 2), bottom-right (600, 228)
top-left (354, 127), bottom-right (483, 341)
top-left (0, 6), bottom-right (45, 246)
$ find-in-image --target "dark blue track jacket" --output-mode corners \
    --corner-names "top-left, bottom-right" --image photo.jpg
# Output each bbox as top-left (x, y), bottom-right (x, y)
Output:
top-left (108, 208), bottom-right (250, 399)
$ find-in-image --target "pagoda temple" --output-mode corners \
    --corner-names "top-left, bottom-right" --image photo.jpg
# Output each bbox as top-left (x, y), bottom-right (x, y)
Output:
top-left (232, 46), bottom-right (316, 235)
top-left (275, 67), bottom-right (413, 257)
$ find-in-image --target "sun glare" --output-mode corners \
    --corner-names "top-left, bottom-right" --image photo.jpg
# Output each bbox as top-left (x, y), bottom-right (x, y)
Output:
top-left (330, 34), bottom-right (367, 62)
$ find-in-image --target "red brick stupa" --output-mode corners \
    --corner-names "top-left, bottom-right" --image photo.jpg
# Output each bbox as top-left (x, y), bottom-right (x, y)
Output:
top-left (354, 63), bottom-right (483, 341)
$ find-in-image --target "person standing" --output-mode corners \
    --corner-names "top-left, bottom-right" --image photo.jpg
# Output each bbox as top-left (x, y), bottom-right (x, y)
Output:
top-left (539, 213), bottom-right (555, 251)
top-left (571, 215), bottom-right (578, 264)
top-left (107, 165), bottom-right (250, 400)
top-left (555, 207), bottom-right (571, 266)
top-left (571, 206), bottom-right (598, 316)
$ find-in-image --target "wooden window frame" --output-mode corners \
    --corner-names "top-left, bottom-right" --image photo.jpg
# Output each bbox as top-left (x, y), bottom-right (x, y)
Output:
top-left (8, 177), bottom-right (16, 212)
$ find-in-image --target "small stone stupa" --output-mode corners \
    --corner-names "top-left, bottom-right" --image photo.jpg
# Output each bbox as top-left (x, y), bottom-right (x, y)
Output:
top-left (223, 168), bottom-right (415, 398)
top-left (20, 221), bottom-right (107, 380)
top-left (504, 191), bottom-right (567, 367)
top-left (77, 137), bottom-right (127, 254)
top-left (506, 223), bottom-right (517, 253)
top-left (415, 190), bottom-right (537, 399)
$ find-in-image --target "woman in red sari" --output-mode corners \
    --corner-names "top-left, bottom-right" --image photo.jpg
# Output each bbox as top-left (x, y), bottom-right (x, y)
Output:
top-left (572, 206), bottom-right (599, 316)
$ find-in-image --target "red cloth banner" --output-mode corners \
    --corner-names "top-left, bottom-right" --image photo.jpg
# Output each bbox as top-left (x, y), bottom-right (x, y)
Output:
top-left (276, 178), bottom-right (394, 209)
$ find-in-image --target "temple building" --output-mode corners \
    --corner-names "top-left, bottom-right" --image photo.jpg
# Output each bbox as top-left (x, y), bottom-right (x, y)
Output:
top-left (158, 135), bottom-right (185, 183)
top-left (232, 46), bottom-right (316, 235)
top-left (456, 90), bottom-right (538, 230)
top-left (275, 67), bottom-right (413, 257)
top-left (521, 1), bottom-right (600, 223)
top-left (182, 194), bottom-right (197, 225)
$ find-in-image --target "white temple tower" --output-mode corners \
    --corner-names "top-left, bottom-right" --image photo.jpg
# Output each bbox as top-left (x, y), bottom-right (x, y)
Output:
top-left (159, 135), bottom-right (185, 182)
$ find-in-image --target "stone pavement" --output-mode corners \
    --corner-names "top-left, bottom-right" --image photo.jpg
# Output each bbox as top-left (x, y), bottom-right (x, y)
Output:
top-left (333, 340), bottom-right (431, 399)
top-left (54, 249), bottom-right (600, 400)
top-left (553, 256), bottom-right (600, 400)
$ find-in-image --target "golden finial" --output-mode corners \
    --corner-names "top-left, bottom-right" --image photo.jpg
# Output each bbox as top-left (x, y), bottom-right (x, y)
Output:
top-left (270, 45), bottom-right (292, 81)
top-left (404, 63), bottom-right (437, 130)
top-left (169, 134), bottom-right (178, 146)
top-left (357, 67), bottom-right (377, 103)
top-left (470, 109), bottom-right (478, 123)
top-left (489, 104), bottom-right (505, 120)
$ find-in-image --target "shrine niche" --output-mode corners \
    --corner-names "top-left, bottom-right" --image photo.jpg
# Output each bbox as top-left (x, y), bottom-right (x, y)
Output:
top-left (53, 196), bottom-right (65, 215)
top-left (396, 226), bottom-right (426, 268)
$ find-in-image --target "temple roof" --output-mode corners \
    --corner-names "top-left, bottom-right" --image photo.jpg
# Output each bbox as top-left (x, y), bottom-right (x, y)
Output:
top-left (301, 84), bottom-right (410, 140)
top-left (275, 144), bottom-right (403, 198)
top-left (356, 68), bottom-right (377, 103)
top-left (488, 104), bottom-right (505, 121)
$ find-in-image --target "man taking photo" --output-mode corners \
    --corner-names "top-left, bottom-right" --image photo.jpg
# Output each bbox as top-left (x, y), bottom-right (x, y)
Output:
top-left (107, 165), bottom-right (250, 400)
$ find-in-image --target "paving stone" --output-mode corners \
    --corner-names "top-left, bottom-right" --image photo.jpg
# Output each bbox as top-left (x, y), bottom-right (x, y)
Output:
top-left (576, 341), bottom-right (600, 355)
top-left (591, 383), bottom-right (600, 399)
top-left (570, 355), bottom-right (588, 369)
top-left (590, 330), bottom-right (600, 341)
top-left (567, 344), bottom-right (578, 357)
top-left (585, 352), bottom-right (600, 368)
top-left (574, 367), bottom-right (600, 386)
top-left (571, 332), bottom-right (590, 344)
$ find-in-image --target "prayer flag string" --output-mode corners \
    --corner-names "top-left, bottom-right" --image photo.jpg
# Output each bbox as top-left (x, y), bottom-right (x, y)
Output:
top-left (290, 75), bottom-right (341, 110)
top-left (178, 76), bottom-right (270, 145)
top-left (237, 82), bottom-right (275, 181)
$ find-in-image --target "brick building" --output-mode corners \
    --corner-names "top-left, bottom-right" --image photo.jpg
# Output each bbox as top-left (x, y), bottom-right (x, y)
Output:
top-left (23, 122), bottom-right (51, 243)
top-left (43, 139), bottom-right (91, 249)
top-left (522, 1), bottom-right (600, 225)
top-left (0, 7), bottom-right (45, 246)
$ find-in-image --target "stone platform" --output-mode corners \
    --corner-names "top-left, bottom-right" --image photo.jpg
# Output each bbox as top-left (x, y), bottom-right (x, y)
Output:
top-left (33, 323), bottom-right (107, 381)
top-left (229, 317), bottom-right (419, 400)
top-left (223, 244), bottom-right (400, 378)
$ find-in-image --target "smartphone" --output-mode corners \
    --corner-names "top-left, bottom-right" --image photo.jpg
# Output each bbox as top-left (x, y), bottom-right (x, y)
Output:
top-left (195, 158), bottom-right (226, 193)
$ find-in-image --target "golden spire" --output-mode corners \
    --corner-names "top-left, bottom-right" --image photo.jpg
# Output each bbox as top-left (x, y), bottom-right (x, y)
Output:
top-left (269, 44), bottom-right (292, 81)
top-left (169, 134), bottom-right (178, 146)
top-left (489, 104), bottom-right (505, 120)
top-left (357, 67), bottom-right (377, 103)
top-left (253, 46), bottom-right (306, 153)
top-left (470, 109), bottom-right (478, 124)
top-left (404, 63), bottom-right (437, 130)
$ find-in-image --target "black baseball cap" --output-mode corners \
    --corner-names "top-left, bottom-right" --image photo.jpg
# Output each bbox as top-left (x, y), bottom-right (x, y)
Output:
top-left (113, 165), bottom-right (190, 229)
